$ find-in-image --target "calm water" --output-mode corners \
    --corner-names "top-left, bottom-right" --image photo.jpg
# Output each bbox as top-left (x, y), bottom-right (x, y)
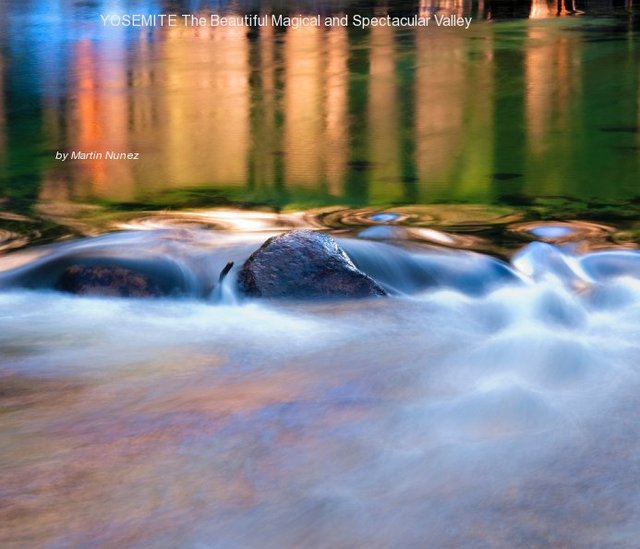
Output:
top-left (0, 0), bottom-right (639, 224)
top-left (2, 1), bottom-right (640, 547)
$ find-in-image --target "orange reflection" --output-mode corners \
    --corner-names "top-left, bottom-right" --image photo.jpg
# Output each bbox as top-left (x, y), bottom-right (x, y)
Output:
top-left (525, 26), bottom-right (581, 191)
top-left (419, 0), bottom-right (467, 17)
top-left (557, 0), bottom-right (578, 15)
top-left (78, 38), bottom-right (133, 199)
top-left (40, 18), bottom-right (251, 203)
top-left (525, 29), bottom-right (578, 150)
top-left (530, 0), bottom-right (578, 16)
top-left (40, 36), bottom-right (136, 202)
top-left (529, 0), bottom-right (556, 18)
top-left (75, 39), bottom-right (107, 191)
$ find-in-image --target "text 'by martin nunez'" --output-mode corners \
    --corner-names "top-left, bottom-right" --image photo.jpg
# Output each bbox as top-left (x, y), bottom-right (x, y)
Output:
top-left (99, 14), bottom-right (474, 30)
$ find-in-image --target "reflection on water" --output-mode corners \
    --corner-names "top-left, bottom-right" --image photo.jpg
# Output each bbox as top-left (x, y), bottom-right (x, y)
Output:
top-left (164, 23), bottom-right (250, 187)
top-left (0, 52), bottom-right (5, 172)
top-left (368, 19), bottom-right (400, 201)
top-left (325, 26), bottom-right (349, 195)
top-left (415, 19), bottom-right (495, 200)
top-left (525, 22), bottom-right (582, 195)
top-left (0, 0), bottom-right (638, 218)
top-left (284, 25), bottom-right (323, 186)
top-left (252, 21), bottom-right (279, 193)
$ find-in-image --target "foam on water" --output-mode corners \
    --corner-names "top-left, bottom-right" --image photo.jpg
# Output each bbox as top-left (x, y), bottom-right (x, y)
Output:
top-left (2, 230), bottom-right (640, 546)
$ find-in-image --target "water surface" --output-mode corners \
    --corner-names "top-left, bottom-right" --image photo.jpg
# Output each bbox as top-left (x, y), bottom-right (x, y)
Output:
top-left (2, 1), bottom-right (640, 547)
top-left (0, 0), bottom-right (638, 224)
top-left (2, 220), bottom-right (640, 546)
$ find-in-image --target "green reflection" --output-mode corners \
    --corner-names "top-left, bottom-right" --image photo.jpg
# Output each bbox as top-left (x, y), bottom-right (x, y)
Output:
top-left (0, 5), bottom-right (638, 222)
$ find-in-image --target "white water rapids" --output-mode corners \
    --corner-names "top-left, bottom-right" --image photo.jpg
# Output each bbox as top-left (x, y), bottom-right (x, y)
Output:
top-left (1, 227), bottom-right (640, 547)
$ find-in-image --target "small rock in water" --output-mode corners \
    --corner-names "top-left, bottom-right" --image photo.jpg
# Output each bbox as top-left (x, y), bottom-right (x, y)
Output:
top-left (237, 230), bottom-right (386, 299)
top-left (56, 264), bottom-right (163, 297)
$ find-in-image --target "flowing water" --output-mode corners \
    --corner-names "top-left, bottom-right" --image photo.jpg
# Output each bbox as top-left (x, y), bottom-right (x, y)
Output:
top-left (2, 213), bottom-right (640, 546)
top-left (2, 0), bottom-right (640, 547)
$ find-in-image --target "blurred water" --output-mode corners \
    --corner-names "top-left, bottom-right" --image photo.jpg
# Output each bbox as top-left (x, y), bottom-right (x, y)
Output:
top-left (2, 225), bottom-right (640, 546)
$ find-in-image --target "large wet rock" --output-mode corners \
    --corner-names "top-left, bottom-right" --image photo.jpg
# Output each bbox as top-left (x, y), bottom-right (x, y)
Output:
top-left (237, 230), bottom-right (386, 299)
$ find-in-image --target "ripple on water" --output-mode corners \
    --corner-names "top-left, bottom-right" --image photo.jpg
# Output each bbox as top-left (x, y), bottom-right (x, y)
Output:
top-left (318, 208), bottom-right (414, 228)
top-left (510, 220), bottom-right (613, 244)
top-left (117, 209), bottom-right (308, 233)
top-left (318, 205), bottom-right (523, 232)
top-left (0, 229), bottom-right (29, 253)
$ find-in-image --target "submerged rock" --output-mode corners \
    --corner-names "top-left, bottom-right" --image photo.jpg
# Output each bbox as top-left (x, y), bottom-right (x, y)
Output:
top-left (56, 264), bottom-right (164, 297)
top-left (237, 230), bottom-right (386, 299)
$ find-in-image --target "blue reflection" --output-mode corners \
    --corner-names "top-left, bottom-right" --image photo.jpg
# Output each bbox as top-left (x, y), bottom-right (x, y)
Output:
top-left (529, 226), bottom-right (575, 239)
top-left (369, 213), bottom-right (401, 223)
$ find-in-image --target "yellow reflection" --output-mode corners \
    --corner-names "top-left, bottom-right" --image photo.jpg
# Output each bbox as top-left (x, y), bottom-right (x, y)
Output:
top-left (415, 24), bottom-right (493, 199)
top-left (368, 22), bottom-right (402, 201)
top-left (284, 26), bottom-right (323, 186)
top-left (163, 22), bottom-right (249, 187)
top-left (324, 26), bottom-right (348, 196)
top-left (415, 29), bottom-right (462, 185)
top-left (251, 21), bottom-right (277, 189)
top-left (125, 30), bottom-right (164, 197)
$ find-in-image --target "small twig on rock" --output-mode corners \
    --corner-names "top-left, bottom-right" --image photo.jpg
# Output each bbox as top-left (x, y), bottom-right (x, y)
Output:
top-left (218, 261), bottom-right (234, 283)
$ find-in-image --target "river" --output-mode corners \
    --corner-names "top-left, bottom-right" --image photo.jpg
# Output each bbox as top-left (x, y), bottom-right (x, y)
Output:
top-left (1, 0), bottom-right (640, 547)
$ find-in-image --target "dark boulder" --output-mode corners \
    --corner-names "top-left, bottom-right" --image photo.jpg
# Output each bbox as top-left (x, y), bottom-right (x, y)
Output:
top-left (237, 230), bottom-right (386, 299)
top-left (55, 264), bottom-right (164, 297)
